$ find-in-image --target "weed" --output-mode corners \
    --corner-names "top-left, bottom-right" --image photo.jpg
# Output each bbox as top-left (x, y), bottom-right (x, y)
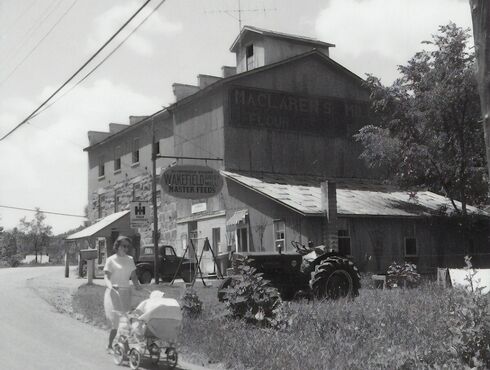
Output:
top-left (181, 288), bottom-right (203, 318)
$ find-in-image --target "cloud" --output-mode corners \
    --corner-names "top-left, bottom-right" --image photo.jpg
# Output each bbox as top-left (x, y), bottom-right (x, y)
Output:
top-left (87, 1), bottom-right (183, 56)
top-left (315, 0), bottom-right (473, 83)
top-left (0, 79), bottom-right (161, 233)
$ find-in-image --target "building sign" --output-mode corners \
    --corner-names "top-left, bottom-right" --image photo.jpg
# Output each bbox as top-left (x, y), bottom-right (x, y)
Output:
top-left (191, 202), bottom-right (207, 214)
top-left (160, 165), bottom-right (224, 199)
top-left (130, 201), bottom-right (150, 228)
top-left (229, 87), bottom-right (368, 135)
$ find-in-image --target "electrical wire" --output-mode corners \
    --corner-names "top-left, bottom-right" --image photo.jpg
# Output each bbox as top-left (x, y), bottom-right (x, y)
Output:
top-left (0, 0), bottom-right (153, 142)
top-left (0, 0), bottom-right (79, 88)
top-left (0, 0), bottom-right (36, 42)
top-left (1, 0), bottom-right (62, 72)
top-left (0, 205), bottom-right (86, 218)
top-left (31, 0), bottom-right (167, 120)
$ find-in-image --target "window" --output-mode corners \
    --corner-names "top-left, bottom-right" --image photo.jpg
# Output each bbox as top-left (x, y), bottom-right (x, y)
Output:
top-left (132, 183), bottom-right (140, 201)
top-left (114, 146), bottom-right (121, 172)
top-left (273, 220), bottom-right (285, 250)
top-left (165, 246), bottom-right (176, 257)
top-left (98, 157), bottom-right (105, 178)
top-left (212, 227), bottom-right (221, 254)
top-left (405, 238), bottom-right (417, 256)
top-left (114, 190), bottom-right (120, 212)
top-left (246, 44), bottom-right (254, 70)
top-left (98, 194), bottom-right (105, 219)
top-left (237, 227), bottom-right (248, 252)
top-left (143, 247), bottom-right (153, 255)
top-left (338, 229), bottom-right (351, 256)
top-left (132, 138), bottom-right (140, 164)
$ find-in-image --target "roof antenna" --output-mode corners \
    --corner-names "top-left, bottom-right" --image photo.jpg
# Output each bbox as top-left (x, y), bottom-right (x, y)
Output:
top-left (204, 0), bottom-right (277, 33)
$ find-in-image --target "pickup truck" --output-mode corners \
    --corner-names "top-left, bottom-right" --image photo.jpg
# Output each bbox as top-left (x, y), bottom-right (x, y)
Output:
top-left (135, 244), bottom-right (196, 284)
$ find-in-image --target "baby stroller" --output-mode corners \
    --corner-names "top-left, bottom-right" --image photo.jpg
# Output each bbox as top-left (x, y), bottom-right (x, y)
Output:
top-left (112, 290), bottom-right (182, 369)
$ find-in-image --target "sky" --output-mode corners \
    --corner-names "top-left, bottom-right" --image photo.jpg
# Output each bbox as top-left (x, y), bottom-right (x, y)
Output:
top-left (0, 0), bottom-right (473, 234)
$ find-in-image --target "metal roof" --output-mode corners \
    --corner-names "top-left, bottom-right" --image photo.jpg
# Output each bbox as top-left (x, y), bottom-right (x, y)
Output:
top-left (221, 171), bottom-right (488, 218)
top-left (230, 25), bottom-right (335, 52)
top-left (65, 210), bottom-right (130, 240)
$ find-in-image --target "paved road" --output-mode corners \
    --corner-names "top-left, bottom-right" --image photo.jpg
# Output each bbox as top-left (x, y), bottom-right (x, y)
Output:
top-left (0, 266), bottom-right (202, 370)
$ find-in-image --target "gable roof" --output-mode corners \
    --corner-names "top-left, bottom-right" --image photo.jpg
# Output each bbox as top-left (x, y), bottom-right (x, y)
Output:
top-left (230, 25), bottom-right (335, 52)
top-left (221, 171), bottom-right (489, 218)
top-left (85, 51), bottom-right (365, 151)
top-left (167, 49), bottom-right (366, 111)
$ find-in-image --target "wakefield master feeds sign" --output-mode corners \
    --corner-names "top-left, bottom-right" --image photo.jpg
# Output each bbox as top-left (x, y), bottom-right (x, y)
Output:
top-left (160, 165), bottom-right (223, 199)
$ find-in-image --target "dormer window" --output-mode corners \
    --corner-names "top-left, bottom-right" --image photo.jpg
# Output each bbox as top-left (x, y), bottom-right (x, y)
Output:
top-left (246, 44), bottom-right (254, 70)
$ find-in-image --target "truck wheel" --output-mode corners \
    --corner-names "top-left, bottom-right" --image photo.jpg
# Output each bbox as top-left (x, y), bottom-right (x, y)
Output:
top-left (309, 257), bottom-right (361, 300)
top-left (181, 268), bottom-right (195, 283)
top-left (139, 270), bottom-right (153, 284)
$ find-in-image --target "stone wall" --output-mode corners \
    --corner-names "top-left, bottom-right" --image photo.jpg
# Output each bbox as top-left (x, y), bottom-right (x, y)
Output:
top-left (89, 174), bottom-right (178, 248)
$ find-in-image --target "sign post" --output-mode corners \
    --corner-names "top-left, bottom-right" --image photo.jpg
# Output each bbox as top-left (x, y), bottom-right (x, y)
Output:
top-left (160, 164), bottom-right (224, 285)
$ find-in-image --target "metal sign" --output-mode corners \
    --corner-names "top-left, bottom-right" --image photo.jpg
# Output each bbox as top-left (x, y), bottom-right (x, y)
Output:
top-left (160, 165), bottom-right (223, 199)
top-left (130, 201), bottom-right (151, 228)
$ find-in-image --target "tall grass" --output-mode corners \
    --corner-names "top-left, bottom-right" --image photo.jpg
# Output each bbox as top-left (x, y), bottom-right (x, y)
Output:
top-left (181, 283), bottom-right (474, 369)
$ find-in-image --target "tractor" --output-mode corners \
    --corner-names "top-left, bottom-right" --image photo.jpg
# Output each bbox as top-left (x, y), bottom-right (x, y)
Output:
top-left (218, 241), bottom-right (361, 301)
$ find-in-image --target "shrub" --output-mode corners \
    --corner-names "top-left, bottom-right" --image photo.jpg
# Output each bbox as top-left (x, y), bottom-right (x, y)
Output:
top-left (6, 254), bottom-right (22, 267)
top-left (446, 256), bottom-right (490, 368)
top-left (221, 258), bottom-right (284, 327)
top-left (386, 261), bottom-right (420, 288)
top-left (181, 288), bottom-right (203, 318)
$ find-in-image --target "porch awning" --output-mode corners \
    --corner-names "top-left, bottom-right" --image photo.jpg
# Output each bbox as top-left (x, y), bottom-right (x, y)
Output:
top-left (65, 210), bottom-right (130, 241)
top-left (226, 209), bottom-right (248, 231)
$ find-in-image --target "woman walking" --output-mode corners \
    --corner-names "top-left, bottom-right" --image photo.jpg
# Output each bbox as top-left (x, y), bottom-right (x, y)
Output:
top-left (104, 235), bottom-right (142, 352)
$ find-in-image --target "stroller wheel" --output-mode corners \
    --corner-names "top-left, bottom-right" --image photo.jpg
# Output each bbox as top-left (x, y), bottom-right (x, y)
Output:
top-left (128, 348), bottom-right (141, 370)
top-left (112, 343), bottom-right (125, 366)
top-left (149, 343), bottom-right (161, 365)
top-left (165, 347), bottom-right (178, 369)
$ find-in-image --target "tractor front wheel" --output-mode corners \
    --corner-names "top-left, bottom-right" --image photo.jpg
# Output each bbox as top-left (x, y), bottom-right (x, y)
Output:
top-left (309, 257), bottom-right (361, 300)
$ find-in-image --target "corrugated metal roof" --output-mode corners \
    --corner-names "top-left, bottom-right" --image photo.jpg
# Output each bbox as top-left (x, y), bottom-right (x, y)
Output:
top-left (65, 210), bottom-right (130, 240)
top-left (221, 171), bottom-right (488, 218)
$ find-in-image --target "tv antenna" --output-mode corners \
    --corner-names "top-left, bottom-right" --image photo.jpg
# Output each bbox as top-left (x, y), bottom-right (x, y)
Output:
top-left (205, 0), bottom-right (277, 32)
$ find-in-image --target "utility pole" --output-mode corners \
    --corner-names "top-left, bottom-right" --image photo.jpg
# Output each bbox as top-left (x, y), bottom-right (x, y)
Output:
top-left (151, 118), bottom-right (159, 284)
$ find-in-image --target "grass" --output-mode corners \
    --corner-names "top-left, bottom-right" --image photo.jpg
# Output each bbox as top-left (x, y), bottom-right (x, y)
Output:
top-left (31, 271), bottom-right (489, 369)
top-left (181, 283), bottom-right (468, 369)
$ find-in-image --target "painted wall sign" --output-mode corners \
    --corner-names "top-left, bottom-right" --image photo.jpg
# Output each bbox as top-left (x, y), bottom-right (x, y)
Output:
top-left (229, 87), bottom-right (368, 135)
top-left (160, 165), bottom-right (224, 199)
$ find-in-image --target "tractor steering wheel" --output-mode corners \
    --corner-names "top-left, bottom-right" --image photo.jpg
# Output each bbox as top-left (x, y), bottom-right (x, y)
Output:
top-left (290, 240), bottom-right (303, 253)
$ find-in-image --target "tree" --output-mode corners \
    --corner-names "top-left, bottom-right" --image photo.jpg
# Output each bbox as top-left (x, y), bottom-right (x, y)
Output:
top-left (469, 0), bottom-right (490, 178)
top-left (19, 209), bottom-right (53, 263)
top-left (355, 23), bottom-right (487, 216)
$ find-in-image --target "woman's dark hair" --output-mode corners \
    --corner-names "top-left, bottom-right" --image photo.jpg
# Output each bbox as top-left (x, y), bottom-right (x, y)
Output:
top-left (113, 235), bottom-right (131, 252)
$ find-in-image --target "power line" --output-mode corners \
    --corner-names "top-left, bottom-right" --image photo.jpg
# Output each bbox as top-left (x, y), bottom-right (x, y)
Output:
top-left (0, 0), bottom-right (153, 142)
top-left (31, 0), bottom-right (167, 120)
top-left (0, 0), bottom-right (36, 42)
top-left (0, 205), bottom-right (86, 218)
top-left (1, 0), bottom-right (62, 72)
top-left (0, 0), bottom-right (79, 88)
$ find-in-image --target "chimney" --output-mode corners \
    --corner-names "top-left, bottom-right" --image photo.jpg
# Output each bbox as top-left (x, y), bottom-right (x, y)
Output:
top-left (109, 123), bottom-right (128, 133)
top-left (87, 131), bottom-right (111, 146)
top-left (197, 74), bottom-right (221, 89)
top-left (172, 83), bottom-right (200, 101)
top-left (129, 116), bottom-right (148, 125)
top-left (321, 181), bottom-right (338, 251)
top-left (221, 66), bottom-right (237, 78)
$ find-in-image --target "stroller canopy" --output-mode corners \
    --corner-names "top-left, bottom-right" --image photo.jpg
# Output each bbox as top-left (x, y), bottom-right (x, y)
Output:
top-left (137, 297), bottom-right (182, 322)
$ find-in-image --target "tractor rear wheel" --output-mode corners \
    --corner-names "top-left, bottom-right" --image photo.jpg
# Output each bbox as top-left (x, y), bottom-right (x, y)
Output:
top-left (309, 257), bottom-right (361, 300)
